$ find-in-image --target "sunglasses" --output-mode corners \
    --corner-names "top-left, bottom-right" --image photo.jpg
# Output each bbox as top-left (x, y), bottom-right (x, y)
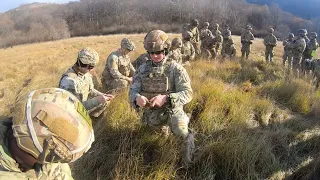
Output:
top-left (87, 65), bottom-right (95, 69)
top-left (78, 59), bottom-right (95, 69)
top-left (149, 50), bottom-right (164, 55)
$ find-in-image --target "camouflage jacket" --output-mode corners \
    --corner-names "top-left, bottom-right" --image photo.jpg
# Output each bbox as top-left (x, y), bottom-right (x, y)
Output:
top-left (0, 119), bottom-right (73, 180)
top-left (212, 29), bottom-right (222, 36)
top-left (241, 31), bottom-right (255, 44)
top-left (102, 49), bottom-right (135, 82)
top-left (129, 58), bottom-right (193, 110)
top-left (168, 48), bottom-right (183, 64)
top-left (202, 35), bottom-right (216, 49)
top-left (132, 53), bottom-right (150, 70)
top-left (187, 26), bottom-right (200, 44)
top-left (59, 67), bottom-right (103, 111)
top-left (181, 40), bottom-right (195, 61)
top-left (283, 38), bottom-right (294, 52)
top-left (264, 33), bottom-right (277, 47)
top-left (225, 44), bottom-right (237, 56)
top-left (304, 39), bottom-right (319, 56)
top-left (289, 37), bottom-right (306, 53)
top-left (200, 28), bottom-right (212, 41)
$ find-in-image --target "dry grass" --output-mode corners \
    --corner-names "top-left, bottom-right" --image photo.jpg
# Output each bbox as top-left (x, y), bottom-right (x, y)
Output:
top-left (2, 34), bottom-right (320, 179)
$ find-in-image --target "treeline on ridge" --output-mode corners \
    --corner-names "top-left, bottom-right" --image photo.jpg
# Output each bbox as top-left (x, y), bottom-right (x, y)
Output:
top-left (0, 0), bottom-right (318, 48)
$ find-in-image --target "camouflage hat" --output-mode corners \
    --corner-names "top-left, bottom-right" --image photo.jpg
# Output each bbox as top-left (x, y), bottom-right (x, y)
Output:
top-left (310, 32), bottom-right (317, 39)
top-left (204, 22), bottom-right (209, 27)
top-left (172, 38), bottom-right (183, 48)
top-left (182, 31), bottom-right (193, 39)
top-left (78, 47), bottom-right (99, 66)
top-left (191, 19), bottom-right (199, 26)
top-left (246, 25), bottom-right (252, 30)
top-left (12, 88), bottom-right (94, 163)
top-left (213, 23), bottom-right (219, 28)
top-left (269, 28), bottom-right (274, 33)
top-left (224, 24), bottom-right (230, 28)
top-left (144, 30), bottom-right (171, 52)
top-left (288, 33), bottom-right (294, 38)
top-left (121, 38), bottom-right (135, 51)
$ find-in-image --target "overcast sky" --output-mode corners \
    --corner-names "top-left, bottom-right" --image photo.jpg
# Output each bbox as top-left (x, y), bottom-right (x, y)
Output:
top-left (0, 0), bottom-right (76, 13)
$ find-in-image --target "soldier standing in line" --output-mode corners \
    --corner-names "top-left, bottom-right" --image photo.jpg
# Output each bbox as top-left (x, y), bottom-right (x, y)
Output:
top-left (241, 25), bottom-right (255, 60)
top-left (0, 88), bottom-right (94, 179)
top-left (263, 28), bottom-right (277, 63)
top-left (301, 32), bottom-right (319, 76)
top-left (200, 22), bottom-right (212, 42)
top-left (201, 31), bottom-right (217, 60)
top-left (288, 29), bottom-right (307, 77)
top-left (102, 38), bottom-right (136, 91)
top-left (59, 48), bottom-right (114, 118)
top-left (168, 37), bottom-right (183, 64)
top-left (212, 23), bottom-right (223, 57)
top-left (222, 38), bottom-right (237, 60)
top-left (132, 53), bottom-right (150, 70)
top-left (221, 25), bottom-right (232, 58)
top-left (186, 19), bottom-right (201, 57)
top-left (283, 33), bottom-right (295, 69)
top-left (181, 31), bottom-right (196, 65)
top-left (129, 30), bottom-right (195, 168)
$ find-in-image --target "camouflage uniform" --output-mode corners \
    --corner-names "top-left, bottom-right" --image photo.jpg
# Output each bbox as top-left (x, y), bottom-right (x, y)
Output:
top-left (0, 119), bottom-right (73, 180)
top-left (302, 32), bottom-right (319, 75)
top-left (181, 31), bottom-right (196, 63)
top-left (263, 28), bottom-right (277, 63)
top-left (168, 38), bottom-right (183, 64)
top-left (241, 25), bottom-right (255, 60)
top-left (221, 25), bottom-right (232, 58)
top-left (312, 59), bottom-right (320, 89)
top-left (130, 30), bottom-right (194, 167)
top-left (222, 39), bottom-right (236, 60)
top-left (201, 33), bottom-right (217, 60)
top-left (132, 53), bottom-right (150, 70)
top-left (185, 19), bottom-right (201, 57)
top-left (288, 29), bottom-right (307, 76)
top-left (200, 22), bottom-right (212, 42)
top-left (212, 24), bottom-right (223, 55)
top-left (59, 48), bottom-right (107, 116)
top-left (283, 33), bottom-right (294, 69)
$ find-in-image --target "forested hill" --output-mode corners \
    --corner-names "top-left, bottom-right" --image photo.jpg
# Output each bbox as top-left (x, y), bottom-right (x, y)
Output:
top-left (1, 0), bottom-right (319, 48)
top-left (247, 0), bottom-right (320, 19)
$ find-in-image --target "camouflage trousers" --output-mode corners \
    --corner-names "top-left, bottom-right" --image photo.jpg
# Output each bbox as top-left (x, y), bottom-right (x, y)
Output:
top-left (103, 78), bottom-right (129, 92)
top-left (314, 66), bottom-right (320, 90)
top-left (191, 42), bottom-right (201, 58)
top-left (292, 52), bottom-right (303, 77)
top-left (215, 42), bottom-right (222, 55)
top-left (241, 43), bottom-right (252, 59)
top-left (265, 46), bottom-right (275, 63)
top-left (221, 39), bottom-right (231, 57)
top-left (142, 107), bottom-right (194, 166)
top-left (201, 47), bottom-right (216, 60)
top-left (283, 51), bottom-right (293, 69)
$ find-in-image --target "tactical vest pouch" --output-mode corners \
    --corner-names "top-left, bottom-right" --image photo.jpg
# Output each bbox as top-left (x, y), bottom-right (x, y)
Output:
top-left (141, 76), bottom-right (169, 99)
top-left (119, 65), bottom-right (129, 77)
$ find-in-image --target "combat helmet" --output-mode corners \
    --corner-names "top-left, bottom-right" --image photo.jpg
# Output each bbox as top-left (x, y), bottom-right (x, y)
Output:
top-left (269, 28), bottom-right (274, 33)
top-left (191, 19), bottom-right (199, 26)
top-left (246, 25), bottom-right (252, 30)
top-left (172, 38), bottom-right (183, 48)
top-left (12, 88), bottom-right (95, 163)
top-left (203, 22), bottom-right (209, 27)
top-left (77, 47), bottom-right (99, 66)
top-left (121, 38), bottom-right (136, 51)
top-left (288, 33), bottom-right (294, 39)
top-left (144, 30), bottom-right (171, 53)
top-left (182, 31), bottom-right (193, 39)
top-left (213, 23), bottom-right (219, 28)
top-left (298, 29), bottom-right (307, 37)
top-left (310, 32), bottom-right (318, 39)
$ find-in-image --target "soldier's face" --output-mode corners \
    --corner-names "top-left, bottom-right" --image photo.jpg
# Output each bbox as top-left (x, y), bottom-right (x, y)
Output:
top-left (149, 50), bottom-right (165, 63)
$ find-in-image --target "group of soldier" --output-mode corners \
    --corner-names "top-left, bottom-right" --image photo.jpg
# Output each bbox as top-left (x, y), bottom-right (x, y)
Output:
top-left (2, 19), bottom-right (320, 179)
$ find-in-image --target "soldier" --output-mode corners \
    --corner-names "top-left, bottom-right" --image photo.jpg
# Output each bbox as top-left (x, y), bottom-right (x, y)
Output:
top-left (212, 23), bottom-right (223, 56)
top-left (288, 29), bottom-right (307, 77)
top-left (129, 30), bottom-right (195, 167)
top-left (102, 38), bottom-right (136, 91)
top-left (312, 59), bottom-right (320, 90)
top-left (241, 25), bottom-right (255, 60)
top-left (302, 32), bottom-right (319, 76)
top-left (263, 28), bottom-right (277, 63)
top-left (201, 32), bottom-right (217, 60)
top-left (0, 88), bottom-right (94, 179)
top-left (200, 22), bottom-right (212, 41)
top-left (283, 33), bottom-right (295, 69)
top-left (59, 47), bottom-right (114, 118)
top-left (132, 53), bottom-right (150, 70)
top-left (221, 25), bottom-right (232, 58)
top-left (222, 38), bottom-right (237, 60)
top-left (186, 19), bottom-right (201, 57)
top-left (181, 31), bottom-right (196, 64)
top-left (168, 37), bottom-right (183, 64)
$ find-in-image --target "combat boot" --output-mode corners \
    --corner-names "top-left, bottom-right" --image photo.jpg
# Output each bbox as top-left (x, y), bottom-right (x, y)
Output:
top-left (180, 129), bottom-right (195, 168)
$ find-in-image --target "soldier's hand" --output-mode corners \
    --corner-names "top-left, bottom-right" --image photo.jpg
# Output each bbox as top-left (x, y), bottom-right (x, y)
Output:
top-left (98, 94), bottom-right (114, 104)
top-left (127, 77), bottom-right (133, 82)
top-left (136, 95), bottom-right (149, 107)
top-left (103, 94), bottom-right (114, 101)
top-left (149, 94), bottom-right (167, 108)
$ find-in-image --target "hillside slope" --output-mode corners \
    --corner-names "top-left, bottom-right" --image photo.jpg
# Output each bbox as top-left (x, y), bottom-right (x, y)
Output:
top-left (1, 34), bottom-right (320, 179)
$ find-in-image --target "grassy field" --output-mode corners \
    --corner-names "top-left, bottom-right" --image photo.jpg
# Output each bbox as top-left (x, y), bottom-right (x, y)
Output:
top-left (1, 34), bottom-right (320, 179)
